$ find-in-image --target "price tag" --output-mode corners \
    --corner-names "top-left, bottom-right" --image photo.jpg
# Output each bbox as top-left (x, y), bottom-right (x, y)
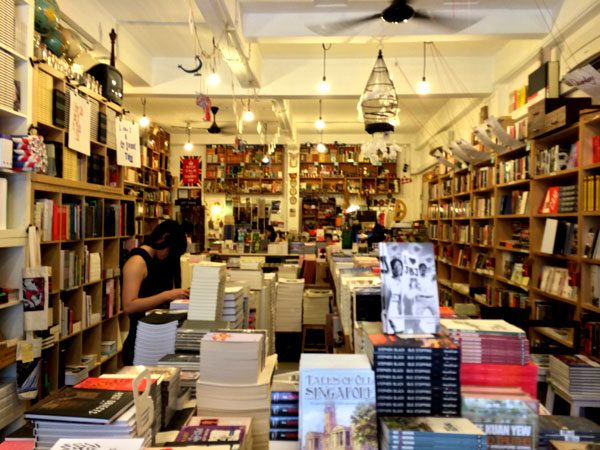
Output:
top-left (220, 177), bottom-right (225, 182)
top-left (220, 162), bottom-right (225, 166)
top-left (334, 162), bottom-right (338, 167)
top-left (353, 162), bottom-right (358, 166)
top-left (240, 163), bottom-right (245, 167)
top-left (314, 162), bottom-right (319, 166)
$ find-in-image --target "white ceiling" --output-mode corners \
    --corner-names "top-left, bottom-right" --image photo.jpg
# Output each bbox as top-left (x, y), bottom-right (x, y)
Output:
top-left (105, 0), bottom-right (566, 140)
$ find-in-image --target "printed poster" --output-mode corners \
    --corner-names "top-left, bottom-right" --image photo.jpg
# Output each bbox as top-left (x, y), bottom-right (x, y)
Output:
top-left (379, 242), bottom-right (440, 335)
top-left (180, 155), bottom-right (201, 187)
top-left (116, 119), bottom-right (141, 168)
top-left (68, 91), bottom-right (91, 156)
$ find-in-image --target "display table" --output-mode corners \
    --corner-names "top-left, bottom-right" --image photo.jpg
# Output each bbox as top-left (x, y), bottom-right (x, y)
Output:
top-left (545, 381), bottom-right (600, 416)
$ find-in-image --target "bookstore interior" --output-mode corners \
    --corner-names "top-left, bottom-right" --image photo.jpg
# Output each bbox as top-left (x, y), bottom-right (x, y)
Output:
top-left (3, 0), bottom-right (600, 449)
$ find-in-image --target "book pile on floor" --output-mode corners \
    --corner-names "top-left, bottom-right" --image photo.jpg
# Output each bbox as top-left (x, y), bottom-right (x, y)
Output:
top-left (229, 268), bottom-right (264, 290)
top-left (223, 285), bottom-right (245, 328)
top-left (549, 354), bottom-right (600, 395)
top-left (133, 313), bottom-right (180, 366)
top-left (539, 416), bottom-right (600, 450)
top-left (118, 366), bottom-right (181, 429)
top-left (157, 353), bottom-right (200, 398)
top-left (362, 322), bottom-right (461, 417)
top-left (441, 319), bottom-right (537, 398)
top-left (173, 416), bottom-right (253, 450)
top-left (275, 278), bottom-right (304, 332)
top-left (270, 374), bottom-right (299, 445)
top-left (0, 381), bottom-right (25, 430)
top-left (176, 320), bottom-right (229, 353)
top-left (24, 387), bottom-right (150, 450)
top-left (461, 385), bottom-right (538, 450)
top-left (189, 262), bottom-right (227, 320)
top-left (302, 289), bottom-right (331, 326)
top-left (196, 332), bottom-right (277, 450)
top-left (299, 354), bottom-right (376, 450)
top-left (379, 417), bottom-right (487, 450)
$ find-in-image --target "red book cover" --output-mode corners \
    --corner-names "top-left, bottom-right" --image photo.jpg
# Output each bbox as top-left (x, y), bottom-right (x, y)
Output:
top-left (546, 187), bottom-right (559, 213)
top-left (75, 377), bottom-right (157, 392)
top-left (52, 204), bottom-right (60, 241)
top-left (60, 205), bottom-right (67, 241)
top-left (593, 135), bottom-right (600, 164)
top-left (460, 361), bottom-right (538, 398)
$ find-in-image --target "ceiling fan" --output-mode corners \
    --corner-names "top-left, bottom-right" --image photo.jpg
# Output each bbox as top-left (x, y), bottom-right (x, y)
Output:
top-left (308, 0), bottom-right (479, 35)
top-left (173, 106), bottom-right (237, 135)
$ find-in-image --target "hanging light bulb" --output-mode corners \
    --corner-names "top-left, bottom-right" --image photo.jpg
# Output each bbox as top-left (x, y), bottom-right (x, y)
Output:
top-left (139, 98), bottom-right (149, 127)
top-left (184, 122), bottom-right (193, 151)
top-left (315, 118), bottom-right (325, 130)
top-left (317, 143), bottom-right (326, 153)
top-left (243, 99), bottom-right (255, 121)
top-left (262, 155), bottom-right (270, 164)
top-left (207, 72), bottom-right (220, 86)
top-left (417, 42), bottom-right (431, 95)
top-left (318, 43), bottom-right (332, 93)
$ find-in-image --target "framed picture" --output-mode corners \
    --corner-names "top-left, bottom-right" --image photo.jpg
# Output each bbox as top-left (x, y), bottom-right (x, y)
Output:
top-left (178, 189), bottom-right (189, 200)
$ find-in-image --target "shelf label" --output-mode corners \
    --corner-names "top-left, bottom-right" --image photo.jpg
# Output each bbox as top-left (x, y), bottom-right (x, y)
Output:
top-left (526, 142), bottom-right (531, 152)
top-left (314, 162), bottom-right (319, 166)
top-left (353, 162), bottom-right (358, 166)
top-left (220, 177), bottom-right (225, 182)
top-left (221, 162), bottom-right (225, 166)
top-left (334, 162), bottom-right (338, 167)
top-left (240, 163), bottom-right (245, 167)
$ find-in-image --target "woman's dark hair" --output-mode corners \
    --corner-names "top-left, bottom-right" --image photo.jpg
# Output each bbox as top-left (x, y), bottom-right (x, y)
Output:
top-left (265, 225), bottom-right (276, 242)
top-left (144, 220), bottom-right (187, 287)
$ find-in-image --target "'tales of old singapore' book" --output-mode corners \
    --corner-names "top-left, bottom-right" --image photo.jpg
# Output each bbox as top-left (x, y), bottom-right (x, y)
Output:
top-left (25, 387), bottom-right (134, 424)
top-left (299, 354), bottom-right (377, 450)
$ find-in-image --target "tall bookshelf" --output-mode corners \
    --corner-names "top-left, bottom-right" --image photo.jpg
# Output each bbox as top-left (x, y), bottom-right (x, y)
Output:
top-left (427, 107), bottom-right (600, 359)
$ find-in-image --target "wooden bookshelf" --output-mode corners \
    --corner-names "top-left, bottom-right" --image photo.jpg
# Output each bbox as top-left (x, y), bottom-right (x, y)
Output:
top-left (427, 106), bottom-right (600, 357)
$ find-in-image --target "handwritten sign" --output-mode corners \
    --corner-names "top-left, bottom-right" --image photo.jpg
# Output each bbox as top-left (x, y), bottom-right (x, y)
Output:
top-left (68, 91), bottom-right (91, 156)
top-left (116, 119), bottom-right (141, 168)
top-left (180, 155), bottom-right (201, 187)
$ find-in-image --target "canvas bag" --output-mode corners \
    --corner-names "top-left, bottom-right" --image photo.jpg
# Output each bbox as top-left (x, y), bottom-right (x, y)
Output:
top-left (20, 226), bottom-right (50, 331)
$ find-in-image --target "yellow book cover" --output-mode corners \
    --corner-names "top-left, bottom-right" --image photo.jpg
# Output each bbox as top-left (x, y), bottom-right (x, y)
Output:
top-left (596, 175), bottom-right (600, 211)
top-left (584, 176), bottom-right (589, 212)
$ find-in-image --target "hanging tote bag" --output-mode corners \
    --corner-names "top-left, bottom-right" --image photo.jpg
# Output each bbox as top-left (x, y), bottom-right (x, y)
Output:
top-left (20, 226), bottom-right (50, 331)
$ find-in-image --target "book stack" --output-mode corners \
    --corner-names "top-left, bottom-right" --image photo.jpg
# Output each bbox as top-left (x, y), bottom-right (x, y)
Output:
top-left (189, 262), bottom-right (227, 320)
top-left (379, 417), bottom-right (487, 450)
top-left (362, 322), bottom-right (461, 417)
top-left (539, 186), bottom-right (577, 214)
top-left (0, 381), bottom-right (25, 430)
top-left (223, 285), bottom-right (245, 328)
top-left (175, 416), bottom-right (253, 450)
top-left (549, 354), bottom-right (600, 395)
top-left (118, 366), bottom-right (181, 429)
top-left (176, 320), bottom-right (229, 353)
top-left (196, 354), bottom-right (277, 450)
top-left (199, 332), bottom-right (265, 385)
top-left (24, 387), bottom-right (149, 450)
top-left (540, 219), bottom-right (577, 256)
top-left (229, 269), bottom-right (264, 290)
top-left (270, 391), bottom-right (299, 443)
top-left (539, 416), bottom-right (600, 450)
top-left (461, 386), bottom-right (538, 450)
top-left (299, 354), bottom-right (376, 450)
top-left (302, 289), bottom-right (331, 326)
top-left (275, 279), bottom-right (305, 332)
top-left (133, 313), bottom-right (180, 366)
top-left (441, 319), bottom-right (530, 365)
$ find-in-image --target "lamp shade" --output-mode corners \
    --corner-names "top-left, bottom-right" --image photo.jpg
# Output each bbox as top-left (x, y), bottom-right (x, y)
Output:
top-left (361, 50), bottom-right (398, 134)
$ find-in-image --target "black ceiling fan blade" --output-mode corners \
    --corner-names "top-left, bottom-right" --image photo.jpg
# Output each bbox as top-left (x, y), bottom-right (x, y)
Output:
top-left (412, 10), bottom-right (480, 32)
top-left (307, 13), bottom-right (382, 36)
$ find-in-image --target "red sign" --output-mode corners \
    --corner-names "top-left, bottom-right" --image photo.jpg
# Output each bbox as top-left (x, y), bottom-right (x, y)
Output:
top-left (180, 156), bottom-right (201, 187)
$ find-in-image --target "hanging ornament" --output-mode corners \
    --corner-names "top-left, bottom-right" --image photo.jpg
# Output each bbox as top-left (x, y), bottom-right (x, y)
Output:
top-left (196, 94), bottom-right (211, 122)
top-left (359, 50), bottom-right (399, 134)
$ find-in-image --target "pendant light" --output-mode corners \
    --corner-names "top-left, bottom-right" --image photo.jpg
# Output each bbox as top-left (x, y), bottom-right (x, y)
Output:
top-left (315, 98), bottom-right (325, 130)
top-left (417, 42), bottom-right (431, 95)
top-left (318, 43), bottom-right (331, 93)
top-left (243, 99), bottom-right (255, 121)
top-left (360, 49), bottom-right (398, 134)
top-left (317, 128), bottom-right (326, 153)
top-left (184, 122), bottom-right (193, 151)
top-left (139, 98), bottom-right (149, 127)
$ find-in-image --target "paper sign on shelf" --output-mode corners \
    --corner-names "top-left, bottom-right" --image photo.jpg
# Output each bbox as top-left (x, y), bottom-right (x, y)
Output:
top-left (116, 119), bottom-right (141, 168)
top-left (68, 91), bottom-right (91, 156)
top-left (132, 369), bottom-right (154, 436)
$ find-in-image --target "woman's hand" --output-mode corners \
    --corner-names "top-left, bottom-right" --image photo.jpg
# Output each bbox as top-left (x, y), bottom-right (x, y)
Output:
top-left (168, 288), bottom-right (190, 300)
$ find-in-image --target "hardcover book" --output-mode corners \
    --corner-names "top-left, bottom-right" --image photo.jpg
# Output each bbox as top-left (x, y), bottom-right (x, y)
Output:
top-left (379, 242), bottom-right (440, 334)
top-left (25, 387), bottom-right (134, 424)
top-left (299, 354), bottom-right (376, 450)
top-left (176, 425), bottom-right (246, 444)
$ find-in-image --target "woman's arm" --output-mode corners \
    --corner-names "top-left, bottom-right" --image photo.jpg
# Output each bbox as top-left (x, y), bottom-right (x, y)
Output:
top-left (122, 255), bottom-right (189, 314)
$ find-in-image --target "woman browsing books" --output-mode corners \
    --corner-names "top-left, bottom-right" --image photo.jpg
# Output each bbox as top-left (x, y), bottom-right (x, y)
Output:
top-left (121, 220), bottom-right (189, 365)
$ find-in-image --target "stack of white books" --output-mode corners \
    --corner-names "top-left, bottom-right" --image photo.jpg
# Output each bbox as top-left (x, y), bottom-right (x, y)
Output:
top-left (189, 262), bottom-right (227, 320)
top-left (197, 354), bottom-right (277, 450)
top-left (133, 314), bottom-right (178, 366)
top-left (223, 285), bottom-right (245, 328)
top-left (176, 319), bottom-right (229, 353)
top-left (240, 256), bottom-right (263, 271)
top-left (199, 332), bottom-right (265, 385)
top-left (278, 264), bottom-right (299, 280)
top-left (302, 289), bottom-right (331, 326)
top-left (0, 381), bottom-right (25, 430)
top-left (276, 279), bottom-right (304, 332)
top-left (229, 269), bottom-right (264, 290)
top-left (50, 439), bottom-right (144, 450)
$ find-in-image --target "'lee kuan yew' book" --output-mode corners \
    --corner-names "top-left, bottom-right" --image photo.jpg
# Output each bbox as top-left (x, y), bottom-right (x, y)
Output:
top-left (299, 354), bottom-right (377, 450)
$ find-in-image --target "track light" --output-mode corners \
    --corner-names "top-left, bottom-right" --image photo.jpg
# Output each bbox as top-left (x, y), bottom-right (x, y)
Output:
top-left (139, 98), bottom-right (149, 127)
top-left (318, 43), bottom-right (332, 93)
top-left (417, 42), bottom-right (431, 95)
top-left (207, 72), bottom-right (220, 86)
